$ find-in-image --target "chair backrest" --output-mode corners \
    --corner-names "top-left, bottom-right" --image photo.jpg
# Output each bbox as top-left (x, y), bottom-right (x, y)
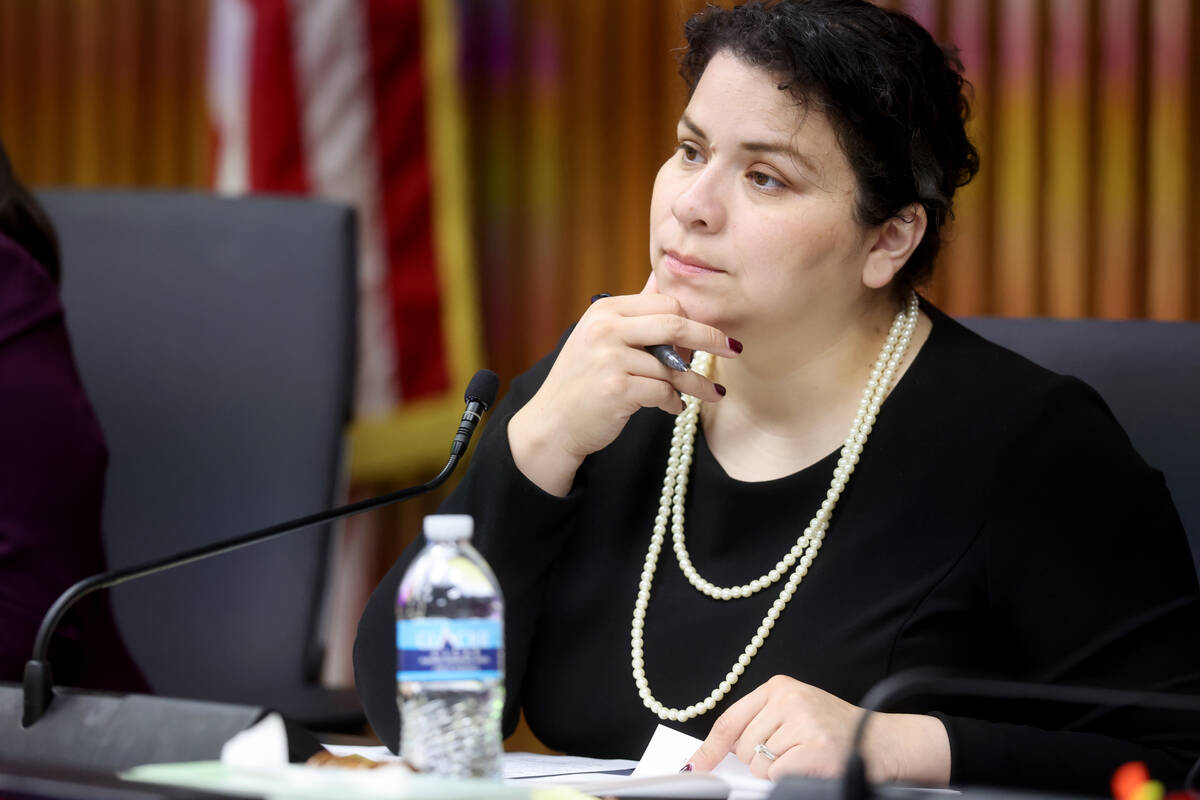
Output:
top-left (39, 190), bottom-right (361, 727)
top-left (961, 316), bottom-right (1200, 576)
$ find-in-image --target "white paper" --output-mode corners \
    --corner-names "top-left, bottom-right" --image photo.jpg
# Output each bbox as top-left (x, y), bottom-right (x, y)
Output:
top-left (502, 751), bottom-right (638, 779)
top-left (508, 725), bottom-right (771, 800)
top-left (319, 747), bottom-right (638, 779)
top-left (629, 724), bottom-right (699, 777)
top-left (630, 724), bottom-right (767, 799)
top-left (517, 771), bottom-right (731, 798)
top-left (311, 725), bottom-right (774, 798)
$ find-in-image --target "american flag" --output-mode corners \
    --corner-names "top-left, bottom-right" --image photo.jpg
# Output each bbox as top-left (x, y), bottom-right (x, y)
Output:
top-left (207, 0), bottom-right (481, 429)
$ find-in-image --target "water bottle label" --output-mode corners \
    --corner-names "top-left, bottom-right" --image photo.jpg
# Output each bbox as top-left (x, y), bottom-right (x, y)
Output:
top-left (396, 618), bottom-right (501, 682)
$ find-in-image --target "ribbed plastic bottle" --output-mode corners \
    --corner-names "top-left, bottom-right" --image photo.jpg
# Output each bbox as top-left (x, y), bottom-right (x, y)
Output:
top-left (395, 514), bottom-right (504, 779)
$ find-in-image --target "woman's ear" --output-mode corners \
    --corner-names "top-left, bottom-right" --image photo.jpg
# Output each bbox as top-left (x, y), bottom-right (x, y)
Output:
top-left (862, 204), bottom-right (927, 289)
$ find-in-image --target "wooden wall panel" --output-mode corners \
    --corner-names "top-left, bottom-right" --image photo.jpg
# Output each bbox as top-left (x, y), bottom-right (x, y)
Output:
top-left (5, 0), bottom-right (1195, 379)
top-left (0, 0), bottom-right (208, 189)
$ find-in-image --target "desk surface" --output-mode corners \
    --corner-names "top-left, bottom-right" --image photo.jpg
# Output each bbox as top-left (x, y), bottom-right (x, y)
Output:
top-left (0, 759), bottom-right (249, 800)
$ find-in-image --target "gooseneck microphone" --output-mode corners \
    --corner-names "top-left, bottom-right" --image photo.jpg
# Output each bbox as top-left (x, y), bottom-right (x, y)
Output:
top-left (837, 668), bottom-right (1200, 800)
top-left (453, 369), bottom-right (499, 457)
top-left (20, 369), bottom-right (499, 730)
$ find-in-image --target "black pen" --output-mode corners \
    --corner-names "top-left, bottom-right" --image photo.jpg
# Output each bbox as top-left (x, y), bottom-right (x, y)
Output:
top-left (590, 293), bottom-right (690, 372)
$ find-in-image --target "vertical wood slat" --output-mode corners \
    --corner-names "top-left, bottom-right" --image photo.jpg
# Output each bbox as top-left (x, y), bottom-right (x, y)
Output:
top-left (1082, 0), bottom-right (1103, 317)
top-left (993, 0), bottom-right (1039, 315)
top-left (1044, 0), bottom-right (1089, 318)
top-left (614, 0), bottom-right (656, 296)
top-left (1130, 0), bottom-right (1152, 318)
top-left (150, 0), bottom-right (178, 185)
top-left (1095, 0), bottom-right (1140, 317)
top-left (935, 0), bottom-right (989, 316)
top-left (1190, 0), bottom-right (1200, 317)
top-left (1146, 0), bottom-right (1190, 319)
top-left (30, 0), bottom-right (68, 183)
top-left (522, 0), bottom-right (564, 354)
top-left (460, 0), bottom-right (519, 381)
top-left (1031, 0), bottom-right (1049, 313)
top-left (109, 0), bottom-right (138, 186)
top-left (70, 0), bottom-right (103, 186)
top-left (561, 0), bottom-right (603, 312)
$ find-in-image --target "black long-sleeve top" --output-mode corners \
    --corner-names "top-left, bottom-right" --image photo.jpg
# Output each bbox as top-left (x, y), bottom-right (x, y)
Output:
top-left (355, 302), bottom-right (1200, 794)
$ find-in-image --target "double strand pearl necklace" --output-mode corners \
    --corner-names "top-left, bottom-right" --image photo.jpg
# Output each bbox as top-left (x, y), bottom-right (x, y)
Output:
top-left (630, 292), bottom-right (920, 722)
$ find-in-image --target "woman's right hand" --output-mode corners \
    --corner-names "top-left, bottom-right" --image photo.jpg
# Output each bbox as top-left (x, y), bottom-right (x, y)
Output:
top-left (508, 273), bottom-right (740, 496)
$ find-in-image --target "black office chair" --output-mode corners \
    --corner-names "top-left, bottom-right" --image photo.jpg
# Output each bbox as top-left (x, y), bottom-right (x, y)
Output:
top-left (39, 189), bottom-right (362, 730)
top-left (962, 316), bottom-right (1200, 577)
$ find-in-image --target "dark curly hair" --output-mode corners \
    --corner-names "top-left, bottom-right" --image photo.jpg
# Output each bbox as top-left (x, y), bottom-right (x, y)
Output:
top-left (680, 0), bottom-right (980, 291)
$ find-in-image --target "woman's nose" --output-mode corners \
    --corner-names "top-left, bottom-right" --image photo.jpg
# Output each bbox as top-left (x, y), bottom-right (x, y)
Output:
top-left (671, 168), bottom-right (726, 232)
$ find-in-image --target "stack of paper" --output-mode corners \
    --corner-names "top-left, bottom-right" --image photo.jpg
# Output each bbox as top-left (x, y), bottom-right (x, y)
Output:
top-left (122, 715), bottom-right (773, 800)
top-left (506, 725), bottom-right (773, 800)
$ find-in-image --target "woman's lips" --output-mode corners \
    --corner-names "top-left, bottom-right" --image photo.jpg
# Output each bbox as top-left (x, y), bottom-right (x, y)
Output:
top-left (664, 250), bottom-right (722, 275)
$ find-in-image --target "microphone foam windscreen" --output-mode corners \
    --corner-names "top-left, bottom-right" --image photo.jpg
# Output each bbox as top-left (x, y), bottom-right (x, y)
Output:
top-left (465, 369), bottom-right (500, 409)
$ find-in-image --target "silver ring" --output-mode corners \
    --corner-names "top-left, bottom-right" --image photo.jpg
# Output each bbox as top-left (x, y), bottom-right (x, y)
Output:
top-left (753, 742), bottom-right (777, 761)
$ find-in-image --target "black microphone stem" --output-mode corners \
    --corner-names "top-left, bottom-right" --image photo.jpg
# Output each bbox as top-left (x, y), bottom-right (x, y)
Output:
top-left (23, 448), bottom-right (464, 727)
top-left (32, 453), bottom-right (459, 663)
top-left (22, 368), bottom-right (500, 728)
top-left (843, 668), bottom-right (1200, 800)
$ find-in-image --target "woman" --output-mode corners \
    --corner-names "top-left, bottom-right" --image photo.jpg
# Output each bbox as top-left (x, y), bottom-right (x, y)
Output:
top-left (0, 137), bottom-right (147, 693)
top-left (355, 0), bottom-right (1200, 792)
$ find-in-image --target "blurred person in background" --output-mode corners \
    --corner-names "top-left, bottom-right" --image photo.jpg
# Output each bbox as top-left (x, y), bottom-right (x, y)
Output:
top-left (0, 136), bottom-right (146, 693)
top-left (356, 0), bottom-right (1200, 793)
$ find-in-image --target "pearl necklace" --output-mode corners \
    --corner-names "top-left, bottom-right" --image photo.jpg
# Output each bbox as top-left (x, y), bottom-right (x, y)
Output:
top-left (630, 292), bottom-right (920, 722)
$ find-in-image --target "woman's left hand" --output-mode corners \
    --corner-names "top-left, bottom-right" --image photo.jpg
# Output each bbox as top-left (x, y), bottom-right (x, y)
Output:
top-left (687, 675), bottom-right (951, 786)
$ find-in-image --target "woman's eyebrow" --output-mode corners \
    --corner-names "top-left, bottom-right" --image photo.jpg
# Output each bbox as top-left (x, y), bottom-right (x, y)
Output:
top-left (679, 113), bottom-right (707, 139)
top-left (741, 140), bottom-right (821, 179)
top-left (678, 113), bottom-right (821, 179)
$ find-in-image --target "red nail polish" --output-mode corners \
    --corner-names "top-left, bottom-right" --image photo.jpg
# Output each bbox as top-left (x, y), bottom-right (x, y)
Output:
top-left (679, 762), bottom-right (694, 773)
top-left (714, 383), bottom-right (727, 396)
top-left (727, 337), bottom-right (744, 354)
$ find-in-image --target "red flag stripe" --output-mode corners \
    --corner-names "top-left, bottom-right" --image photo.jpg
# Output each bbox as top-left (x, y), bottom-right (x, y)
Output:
top-left (365, 0), bottom-right (449, 401)
top-left (246, 0), bottom-right (309, 194)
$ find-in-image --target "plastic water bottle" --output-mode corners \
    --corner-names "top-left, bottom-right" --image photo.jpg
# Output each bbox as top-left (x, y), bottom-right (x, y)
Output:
top-left (396, 514), bottom-right (504, 779)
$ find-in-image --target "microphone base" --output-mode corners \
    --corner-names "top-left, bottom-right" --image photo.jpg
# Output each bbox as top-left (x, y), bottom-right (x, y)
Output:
top-left (21, 659), bottom-right (53, 728)
top-left (0, 757), bottom-right (247, 800)
top-left (841, 751), bottom-right (870, 800)
top-left (1, 682), bottom-right (320, 773)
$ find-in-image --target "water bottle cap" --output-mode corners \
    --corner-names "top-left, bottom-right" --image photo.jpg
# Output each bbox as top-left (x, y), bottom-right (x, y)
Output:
top-left (423, 514), bottom-right (474, 541)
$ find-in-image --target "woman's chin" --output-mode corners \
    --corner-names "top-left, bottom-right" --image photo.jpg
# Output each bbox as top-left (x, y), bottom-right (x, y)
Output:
top-left (649, 272), bottom-right (736, 331)
top-left (679, 299), bottom-right (738, 337)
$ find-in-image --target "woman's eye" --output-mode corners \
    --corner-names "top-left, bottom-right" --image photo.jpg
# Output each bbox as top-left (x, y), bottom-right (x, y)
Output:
top-left (749, 171), bottom-right (783, 190)
top-left (679, 143), bottom-right (702, 164)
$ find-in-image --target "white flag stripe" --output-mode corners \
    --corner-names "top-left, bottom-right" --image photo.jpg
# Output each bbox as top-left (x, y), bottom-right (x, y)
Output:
top-left (289, 0), bottom-right (400, 416)
top-left (207, 0), bottom-right (252, 196)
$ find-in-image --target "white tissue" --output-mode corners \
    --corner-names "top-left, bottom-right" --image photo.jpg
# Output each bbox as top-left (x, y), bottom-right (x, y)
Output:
top-left (220, 712), bottom-right (291, 770)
